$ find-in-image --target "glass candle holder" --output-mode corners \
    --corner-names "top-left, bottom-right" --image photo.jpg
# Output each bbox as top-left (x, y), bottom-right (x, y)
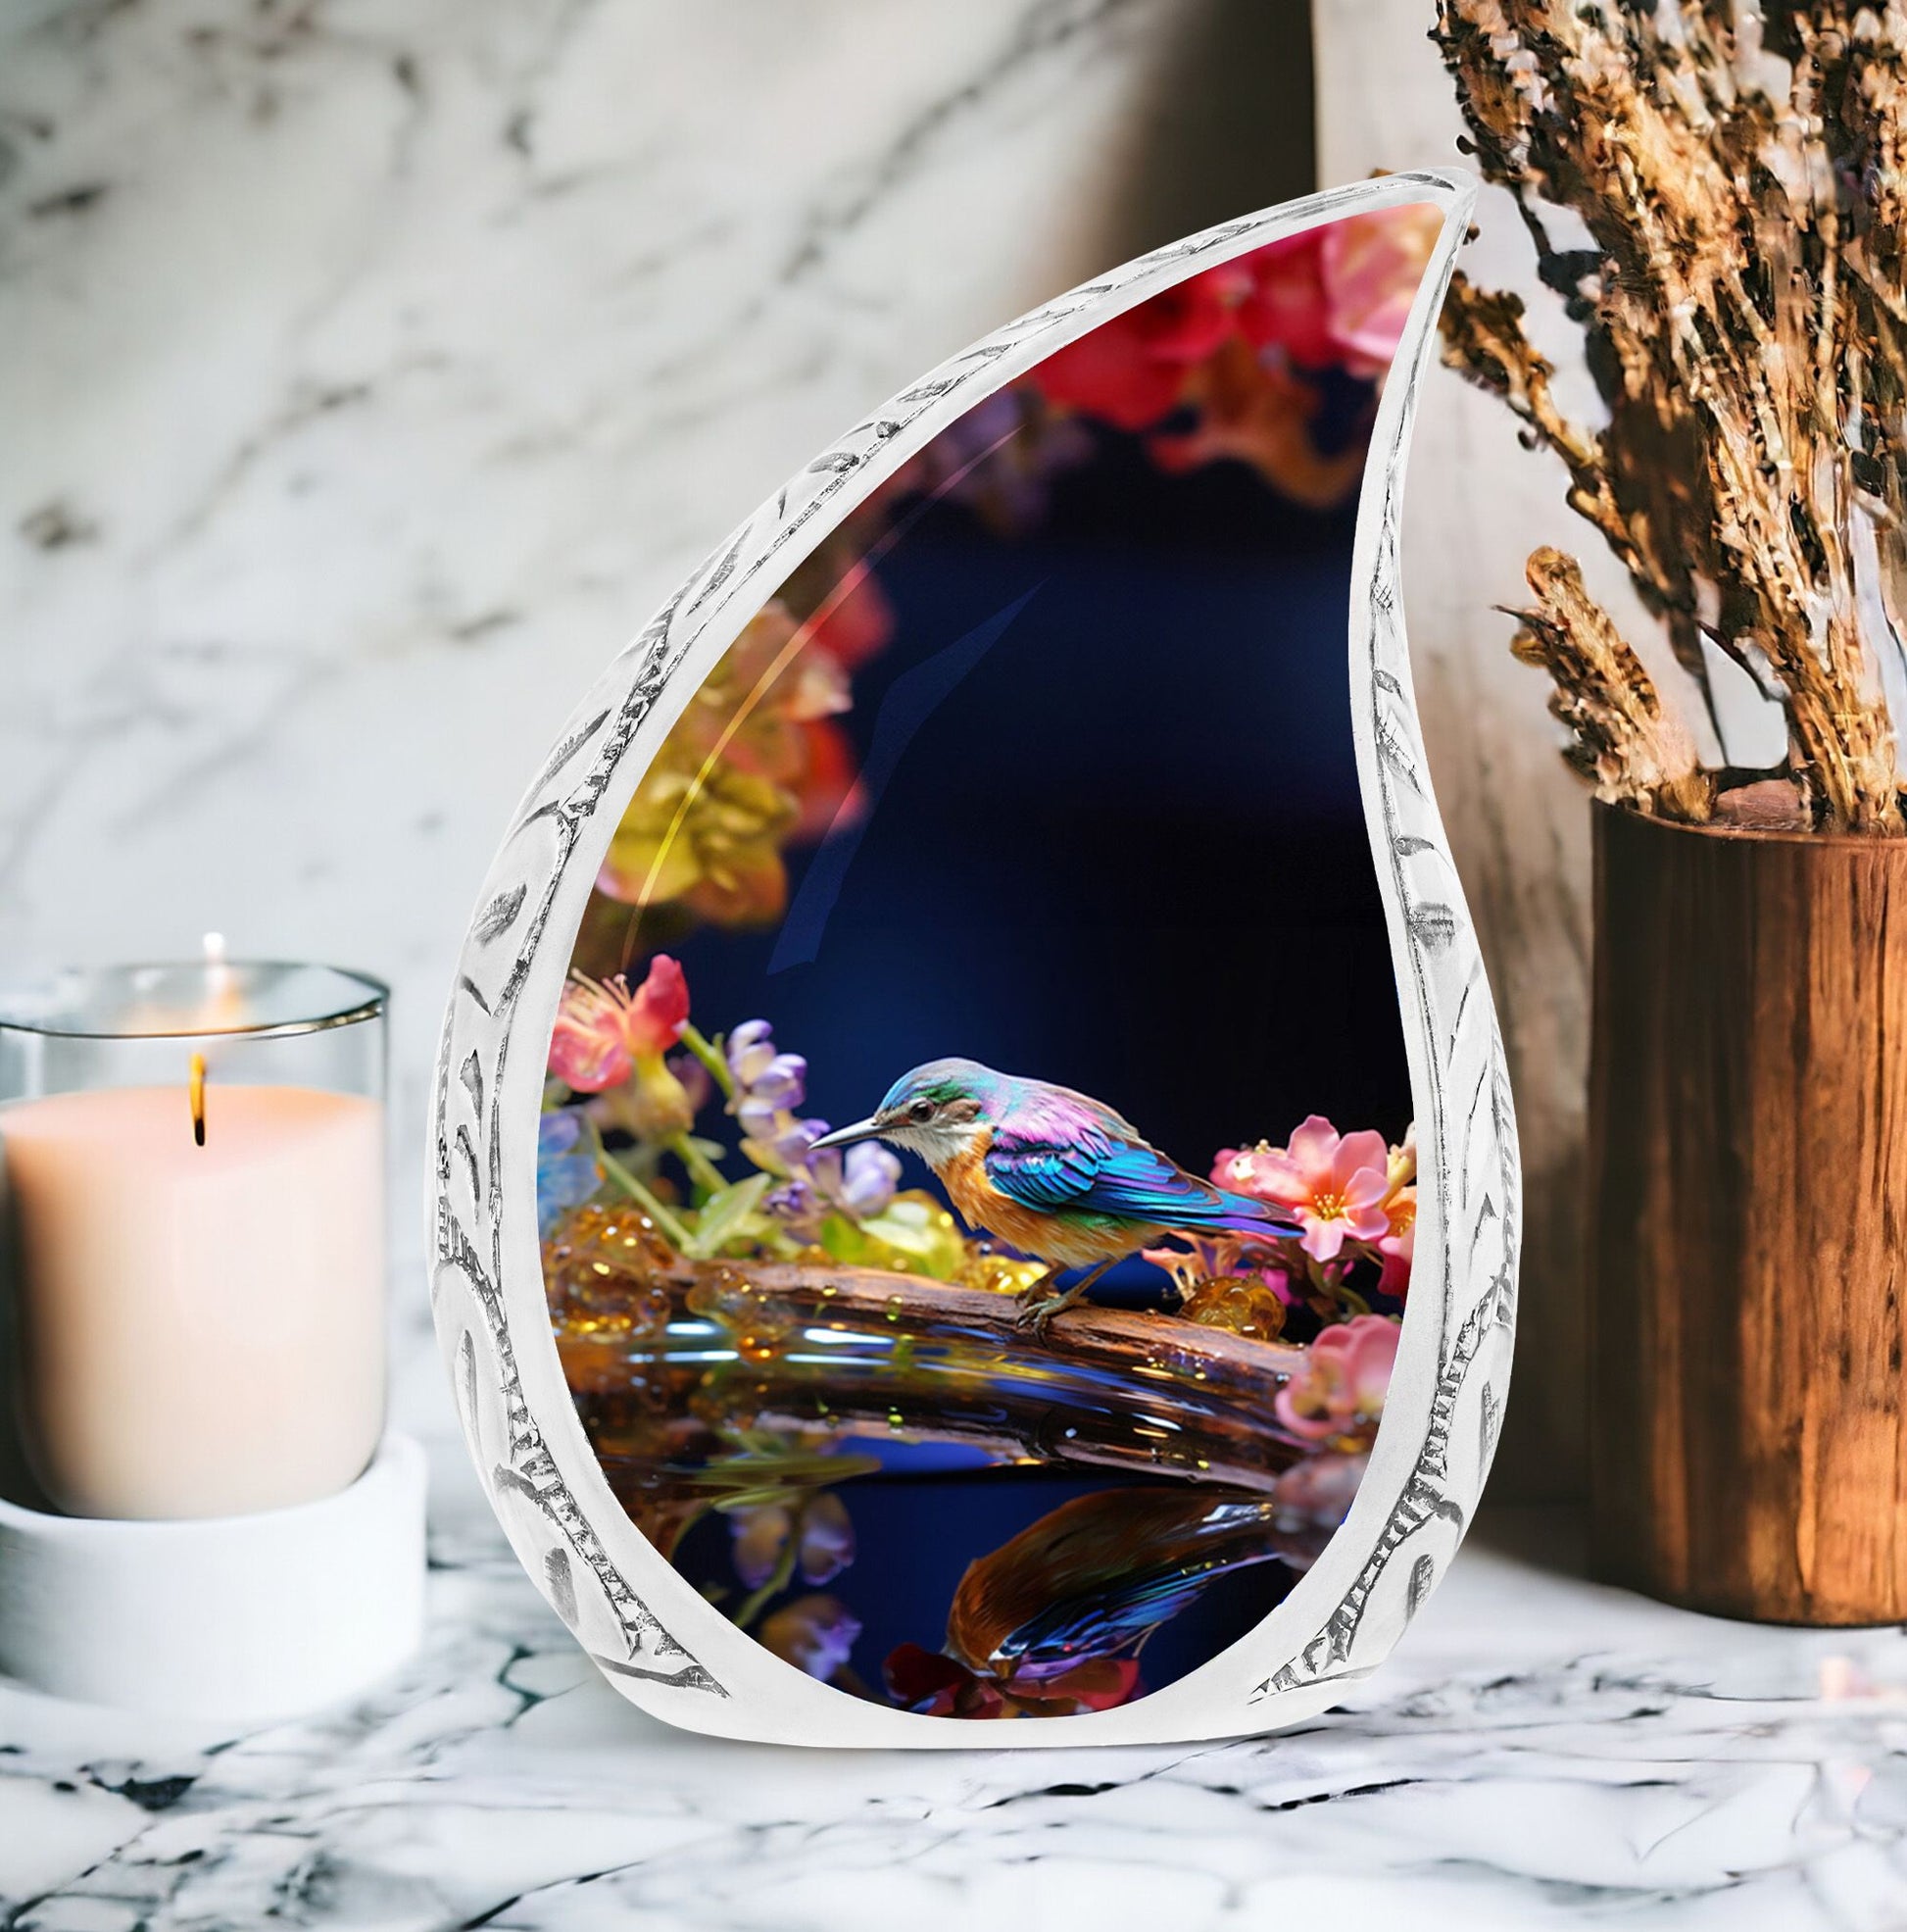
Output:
top-left (0, 957), bottom-right (388, 1520)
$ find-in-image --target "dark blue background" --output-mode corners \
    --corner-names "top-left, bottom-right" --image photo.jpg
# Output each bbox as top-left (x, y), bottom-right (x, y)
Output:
top-left (614, 417), bottom-right (1413, 1701)
top-left (674, 426), bottom-right (1411, 1170)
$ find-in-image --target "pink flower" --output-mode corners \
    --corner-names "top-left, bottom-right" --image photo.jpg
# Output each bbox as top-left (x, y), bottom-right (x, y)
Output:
top-left (1271, 1450), bottom-right (1369, 1532)
top-left (1219, 1115), bottom-right (1392, 1263)
top-left (548, 957), bottom-right (690, 1094)
top-left (1315, 205), bottom-right (1441, 374)
top-left (1274, 1314), bottom-right (1399, 1446)
top-left (1237, 206), bottom-right (1440, 375)
top-left (1268, 1450), bottom-right (1370, 1570)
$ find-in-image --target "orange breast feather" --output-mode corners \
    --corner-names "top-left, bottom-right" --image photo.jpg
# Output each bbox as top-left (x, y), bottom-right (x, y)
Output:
top-left (938, 1132), bottom-right (1144, 1269)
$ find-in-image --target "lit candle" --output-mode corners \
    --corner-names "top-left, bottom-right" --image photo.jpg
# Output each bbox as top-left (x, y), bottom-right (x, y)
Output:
top-left (0, 956), bottom-right (387, 1520)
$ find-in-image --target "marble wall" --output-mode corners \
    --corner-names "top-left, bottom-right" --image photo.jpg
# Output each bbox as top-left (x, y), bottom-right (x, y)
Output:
top-left (1, 0), bottom-right (1307, 1278)
top-left (12, 2), bottom-right (1610, 1493)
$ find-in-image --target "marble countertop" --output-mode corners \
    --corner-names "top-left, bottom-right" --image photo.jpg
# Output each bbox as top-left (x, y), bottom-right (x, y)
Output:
top-left (5, 1496), bottom-right (1906, 1932)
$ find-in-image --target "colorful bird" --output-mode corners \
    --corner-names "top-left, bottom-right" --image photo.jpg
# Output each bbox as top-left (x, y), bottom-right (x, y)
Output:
top-left (811, 1058), bottom-right (1300, 1334)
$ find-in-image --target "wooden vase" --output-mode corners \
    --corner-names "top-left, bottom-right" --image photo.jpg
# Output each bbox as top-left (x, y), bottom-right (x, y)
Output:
top-left (1589, 799), bottom-right (1907, 1622)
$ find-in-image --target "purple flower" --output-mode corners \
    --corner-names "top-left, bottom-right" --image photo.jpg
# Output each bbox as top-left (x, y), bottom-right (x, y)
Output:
top-left (668, 1048), bottom-right (713, 1116)
top-left (762, 1172), bottom-right (825, 1237)
top-left (726, 1019), bottom-right (778, 1089)
top-left (758, 1594), bottom-right (862, 1682)
top-left (730, 1505), bottom-right (793, 1590)
top-left (750, 1052), bottom-right (808, 1110)
top-left (742, 1104), bottom-right (826, 1173)
top-left (892, 386), bottom-right (1093, 534)
top-left (730, 1492), bottom-right (858, 1594)
top-left (724, 1016), bottom-right (896, 1222)
top-left (729, 1019), bottom-right (826, 1175)
top-left (812, 1140), bottom-right (901, 1220)
top-left (795, 1493), bottom-right (855, 1583)
top-left (728, 1020), bottom-right (807, 1114)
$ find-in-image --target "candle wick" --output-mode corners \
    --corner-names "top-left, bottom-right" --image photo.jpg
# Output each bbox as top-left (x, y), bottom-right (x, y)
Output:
top-left (189, 1054), bottom-right (207, 1148)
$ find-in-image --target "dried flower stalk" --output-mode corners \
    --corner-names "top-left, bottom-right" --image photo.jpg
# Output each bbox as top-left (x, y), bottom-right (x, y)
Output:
top-left (1435, 0), bottom-right (1907, 832)
top-left (1511, 547), bottom-right (1715, 817)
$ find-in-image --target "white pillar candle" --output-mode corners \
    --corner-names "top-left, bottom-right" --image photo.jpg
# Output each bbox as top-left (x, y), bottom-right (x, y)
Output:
top-left (3, 1081), bottom-right (385, 1519)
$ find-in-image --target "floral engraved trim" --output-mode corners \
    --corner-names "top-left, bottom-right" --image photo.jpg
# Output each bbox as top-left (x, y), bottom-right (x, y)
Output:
top-left (430, 171), bottom-right (1513, 1722)
top-left (1252, 204), bottom-right (1522, 1700)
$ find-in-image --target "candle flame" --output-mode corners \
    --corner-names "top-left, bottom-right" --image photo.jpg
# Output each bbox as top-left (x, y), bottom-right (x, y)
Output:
top-left (189, 1053), bottom-right (207, 1148)
top-left (198, 931), bottom-right (243, 1030)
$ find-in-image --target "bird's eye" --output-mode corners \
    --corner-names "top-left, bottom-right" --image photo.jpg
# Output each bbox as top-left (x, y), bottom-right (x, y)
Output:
top-left (907, 1098), bottom-right (936, 1124)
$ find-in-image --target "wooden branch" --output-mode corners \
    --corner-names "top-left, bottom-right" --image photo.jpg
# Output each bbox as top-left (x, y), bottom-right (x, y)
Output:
top-left (556, 1254), bottom-right (1317, 1498)
top-left (1440, 276), bottom-right (1635, 570)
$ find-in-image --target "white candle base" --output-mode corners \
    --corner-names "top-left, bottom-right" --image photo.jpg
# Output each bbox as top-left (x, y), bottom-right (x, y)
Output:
top-left (0, 1433), bottom-right (424, 1726)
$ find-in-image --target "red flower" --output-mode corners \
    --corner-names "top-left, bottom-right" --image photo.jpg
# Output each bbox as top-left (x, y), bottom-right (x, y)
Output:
top-left (883, 1643), bottom-right (1142, 1719)
top-left (803, 568), bottom-right (896, 672)
top-left (1028, 204), bottom-right (1444, 444)
top-left (1235, 230), bottom-right (1339, 366)
top-left (547, 957), bottom-right (690, 1094)
top-left (1026, 267), bottom-right (1239, 430)
top-left (791, 717), bottom-right (861, 842)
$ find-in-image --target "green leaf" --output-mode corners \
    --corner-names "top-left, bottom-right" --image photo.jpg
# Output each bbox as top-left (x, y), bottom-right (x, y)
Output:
top-left (817, 1213), bottom-right (870, 1264)
top-left (856, 1194), bottom-right (966, 1279)
top-left (682, 1171), bottom-right (773, 1260)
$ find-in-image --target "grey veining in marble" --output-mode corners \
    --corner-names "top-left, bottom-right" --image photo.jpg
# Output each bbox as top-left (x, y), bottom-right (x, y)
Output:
top-left (6, 1509), bottom-right (1907, 1930)
top-left (0, 0), bottom-right (1236, 1293)
top-left (0, 0), bottom-right (1301, 1565)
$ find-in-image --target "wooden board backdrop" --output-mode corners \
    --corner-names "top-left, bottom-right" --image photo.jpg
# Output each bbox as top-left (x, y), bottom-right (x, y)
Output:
top-left (1312, 0), bottom-right (1662, 1499)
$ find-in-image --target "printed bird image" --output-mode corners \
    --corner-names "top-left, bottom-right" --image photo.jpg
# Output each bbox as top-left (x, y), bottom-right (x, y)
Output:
top-left (811, 1058), bottom-right (1300, 1334)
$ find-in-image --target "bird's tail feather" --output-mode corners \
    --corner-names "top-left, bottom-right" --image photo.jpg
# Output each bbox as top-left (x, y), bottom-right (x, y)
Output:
top-left (1189, 1183), bottom-right (1301, 1241)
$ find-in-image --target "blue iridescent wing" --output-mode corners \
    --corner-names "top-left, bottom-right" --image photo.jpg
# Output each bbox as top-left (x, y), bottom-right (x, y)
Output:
top-left (983, 1126), bottom-right (1115, 1211)
top-left (986, 1123), bottom-right (1293, 1235)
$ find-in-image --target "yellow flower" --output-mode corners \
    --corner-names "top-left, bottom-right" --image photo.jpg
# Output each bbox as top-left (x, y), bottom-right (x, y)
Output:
top-left (602, 750), bottom-right (798, 922)
top-left (597, 601), bottom-right (858, 928)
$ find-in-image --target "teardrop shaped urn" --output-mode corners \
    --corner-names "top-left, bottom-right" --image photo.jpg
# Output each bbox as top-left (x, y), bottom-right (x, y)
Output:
top-left (431, 170), bottom-right (1518, 1747)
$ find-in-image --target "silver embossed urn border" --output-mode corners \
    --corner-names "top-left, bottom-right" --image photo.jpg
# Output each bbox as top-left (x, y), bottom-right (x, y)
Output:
top-left (429, 168), bottom-right (1519, 1748)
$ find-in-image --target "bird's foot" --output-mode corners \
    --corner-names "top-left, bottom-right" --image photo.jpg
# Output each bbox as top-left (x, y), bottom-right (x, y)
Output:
top-left (1015, 1258), bottom-right (1122, 1343)
top-left (1014, 1278), bottom-right (1083, 1343)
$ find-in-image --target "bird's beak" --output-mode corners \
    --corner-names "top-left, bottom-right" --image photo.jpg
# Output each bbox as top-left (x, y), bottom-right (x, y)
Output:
top-left (810, 1115), bottom-right (886, 1150)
